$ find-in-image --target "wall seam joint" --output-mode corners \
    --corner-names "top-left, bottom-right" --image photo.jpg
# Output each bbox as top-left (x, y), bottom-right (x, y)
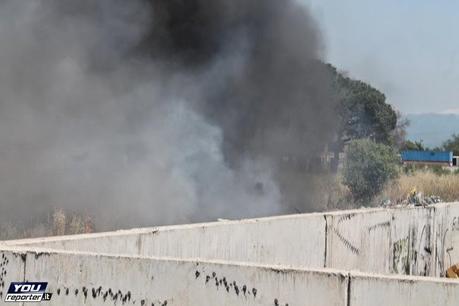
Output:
top-left (324, 215), bottom-right (328, 268)
top-left (346, 272), bottom-right (351, 306)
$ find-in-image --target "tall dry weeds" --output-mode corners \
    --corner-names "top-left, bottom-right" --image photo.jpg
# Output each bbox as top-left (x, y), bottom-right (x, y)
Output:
top-left (380, 171), bottom-right (459, 203)
top-left (0, 208), bottom-right (94, 240)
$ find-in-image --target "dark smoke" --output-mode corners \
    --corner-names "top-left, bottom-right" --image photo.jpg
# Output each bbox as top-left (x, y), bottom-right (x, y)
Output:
top-left (0, 0), bottom-right (337, 233)
top-left (142, 0), bottom-right (338, 210)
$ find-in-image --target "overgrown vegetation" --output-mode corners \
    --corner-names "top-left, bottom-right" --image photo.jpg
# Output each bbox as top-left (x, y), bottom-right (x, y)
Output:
top-left (379, 171), bottom-right (459, 204)
top-left (442, 134), bottom-right (459, 155)
top-left (327, 66), bottom-right (459, 207)
top-left (342, 139), bottom-right (399, 202)
top-left (326, 64), bottom-right (397, 171)
top-left (0, 209), bottom-right (94, 240)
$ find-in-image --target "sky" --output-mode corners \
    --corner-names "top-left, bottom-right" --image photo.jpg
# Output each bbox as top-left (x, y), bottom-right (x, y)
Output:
top-left (301, 0), bottom-right (459, 114)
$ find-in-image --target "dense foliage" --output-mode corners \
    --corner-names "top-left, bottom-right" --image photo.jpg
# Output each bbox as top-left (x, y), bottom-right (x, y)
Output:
top-left (343, 139), bottom-right (399, 201)
top-left (442, 134), bottom-right (459, 155)
top-left (323, 64), bottom-right (399, 173)
top-left (402, 140), bottom-right (426, 151)
top-left (327, 64), bottom-right (398, 146)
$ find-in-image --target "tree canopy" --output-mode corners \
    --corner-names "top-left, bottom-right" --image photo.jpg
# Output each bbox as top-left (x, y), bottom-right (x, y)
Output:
top-left (326, 64), bottom-right (398, 146)
top-left (402, 140), bottom-right (427, 151)
top-left (442, 134), bottom-right (459, 155)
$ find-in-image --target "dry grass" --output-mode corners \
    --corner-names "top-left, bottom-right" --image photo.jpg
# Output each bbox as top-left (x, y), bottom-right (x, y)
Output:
top-left (312, 169), bottom-right (459, 209)
top-left (276, 169), bottom-right (354, 213)
top-left (311, 174), bottom-right (354, 211)
top-left (3, 170), bottom-right (457, 241)
top-left (0, 208), bottom-right (94, 240)
top-left (380, 170), bottom-right (459, 204)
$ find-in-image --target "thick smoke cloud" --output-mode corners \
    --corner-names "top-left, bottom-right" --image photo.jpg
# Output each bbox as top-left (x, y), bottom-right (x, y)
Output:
top-left (0, 0), bottom-right (337, 231)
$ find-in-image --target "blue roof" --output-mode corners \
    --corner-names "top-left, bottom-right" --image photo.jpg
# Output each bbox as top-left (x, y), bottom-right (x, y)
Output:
top-left (401, 150), bottom-right (453, 163)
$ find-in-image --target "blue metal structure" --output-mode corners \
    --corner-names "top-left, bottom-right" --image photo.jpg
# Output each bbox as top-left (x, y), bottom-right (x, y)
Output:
top-left (401, 150), bottom-right (453, 164)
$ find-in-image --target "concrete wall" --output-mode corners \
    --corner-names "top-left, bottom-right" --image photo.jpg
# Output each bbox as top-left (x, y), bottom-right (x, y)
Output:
top-left (326, 206), bottom-right (436, 276)
top-left (6, 202), bottom-right (459, 277)
top-left (1, 247), bottom-right (459, 306)
top-left (0, 250), bottom-right (25, 302)
top-left (135, 214), bottom-right (325, 269)
top-left (350, 272), bottom-right (459, 306)
top-left (435, 203), bottom-right (459, 276)
top-left (6, 213), bottom-right (327, 269)
top-left (326, 209), bottom-right (393, 275)
top-left (0, 247), bottom-right (348, 306)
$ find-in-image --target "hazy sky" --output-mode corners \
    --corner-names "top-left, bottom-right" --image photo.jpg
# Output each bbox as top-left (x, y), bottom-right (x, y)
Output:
top-left (302, 0), bottom-right (459, 114)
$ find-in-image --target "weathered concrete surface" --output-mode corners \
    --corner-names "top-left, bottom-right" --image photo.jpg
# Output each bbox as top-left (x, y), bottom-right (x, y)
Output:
top-left (350, 272), bottom-right (459, 306)
top-left (435, 203), bottom-right (459, 276)
top-left (136, 214), bottom-right (326, 269)
top-left (4, 203), bottom-right (459, 304)
top-left (7, 213), bottom-right (327, 269)
top-left (326, 206), bottom-right (436, 276)
top-left (390, 207), bottom-right (435, 276)
top-left (326, 208), bottom-right (393, 274)
top-left (4, 228), bottom-right (155, 256)
top-left (5, 202), bottom-right (459, 278)
top-left (2, 246), bottom-right (459, 305)
top-left (0, 249), bottom-right (25, 302)
top-left (12, 247), bottom-right (348, 306)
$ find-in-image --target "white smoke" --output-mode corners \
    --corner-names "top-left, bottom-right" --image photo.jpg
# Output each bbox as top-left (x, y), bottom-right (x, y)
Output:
top-left (0, 0), bottom-right (282, 230)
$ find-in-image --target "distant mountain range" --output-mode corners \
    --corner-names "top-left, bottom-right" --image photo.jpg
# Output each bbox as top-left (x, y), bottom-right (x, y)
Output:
top-left (405, 113), bottom-right (459, 148)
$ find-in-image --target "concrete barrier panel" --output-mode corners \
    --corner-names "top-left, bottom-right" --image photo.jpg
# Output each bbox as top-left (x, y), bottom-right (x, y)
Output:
top-left (350, 272), bottom-right (459, 306)
top-left (435, 202), bottom-right (459, 276)
top-left (326, 207), bottom-right (436, 276)
top-left (389, 207), bottom-right (435, 276)
top-left (326, 209), bottom-right (393, 274)
top-left (9, 214), bottom-right (327, 269)
top-left (138, 214), bottom-right (326, 268)
top-left (4, 228), bottom-right (153, 256)
top-left (7, 203), bottom-right (459, 278)
top-left (23, 249), bottom-right (348, 306)
top-left (0, 249), bottom-right (26, 302)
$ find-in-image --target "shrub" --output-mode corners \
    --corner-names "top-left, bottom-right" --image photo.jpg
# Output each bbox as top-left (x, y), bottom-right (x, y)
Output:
top-left (343, 139), bottom-right (399, 201)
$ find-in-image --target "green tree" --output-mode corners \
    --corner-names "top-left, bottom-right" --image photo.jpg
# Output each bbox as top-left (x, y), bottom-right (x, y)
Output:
top-left (326, 64), bottom-right (397, 145)
top-left (325, 64), bottom-right (398, 171)
top-left (442, 134), bottom-right (459, 155)
top-left (343, 139), bottom-right (399, 202)
top-left (402, 140), bottom-right (426, 151)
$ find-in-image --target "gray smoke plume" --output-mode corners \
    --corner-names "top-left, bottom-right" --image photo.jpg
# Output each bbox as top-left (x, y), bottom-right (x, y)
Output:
top-left (0, 0), bottom-right (337, 232)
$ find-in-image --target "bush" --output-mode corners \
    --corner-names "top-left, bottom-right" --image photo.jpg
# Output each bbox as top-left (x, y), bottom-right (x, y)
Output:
top-left (431, 165), bottom-right (451, 176)
top-left (343, 139), bottom-right (399, 201)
